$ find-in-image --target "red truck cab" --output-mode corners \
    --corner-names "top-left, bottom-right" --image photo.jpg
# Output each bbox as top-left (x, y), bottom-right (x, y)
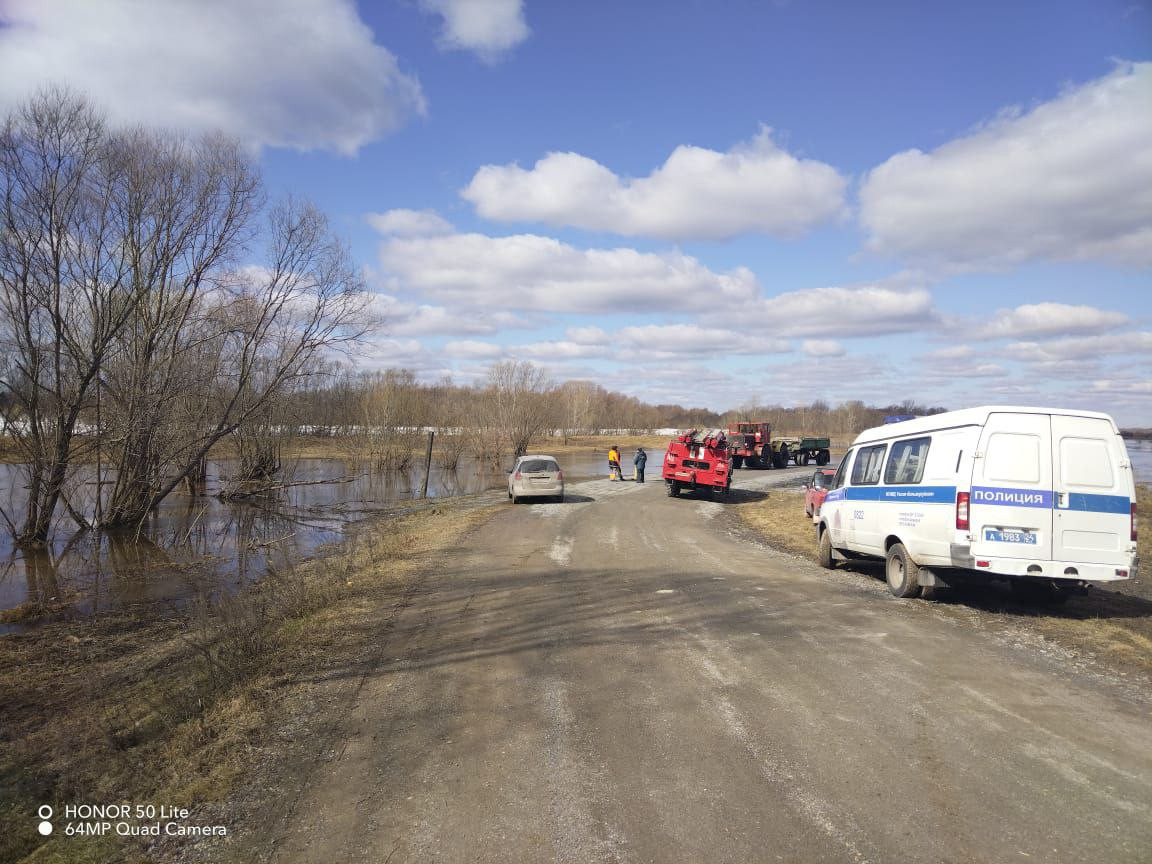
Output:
top-left (662, 429), bottom-right (731, 498)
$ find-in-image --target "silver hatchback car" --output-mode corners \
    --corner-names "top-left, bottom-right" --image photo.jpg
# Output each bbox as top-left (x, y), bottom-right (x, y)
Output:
top-left (508, 455), bottom-right (564, 503)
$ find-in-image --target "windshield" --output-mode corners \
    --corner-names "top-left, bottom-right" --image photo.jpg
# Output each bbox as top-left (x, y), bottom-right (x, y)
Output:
top-left (520, 459), bottom-right (559, 473)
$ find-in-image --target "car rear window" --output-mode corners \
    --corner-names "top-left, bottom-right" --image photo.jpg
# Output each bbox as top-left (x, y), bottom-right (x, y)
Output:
top-left (520, 459), bottom-right (559, 473)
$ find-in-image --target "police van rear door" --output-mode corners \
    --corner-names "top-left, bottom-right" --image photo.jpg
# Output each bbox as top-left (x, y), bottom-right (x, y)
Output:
top-left (969, 413), bottom-right (1054, 561)
top-left (1051, 414), bottom-right (1131, 566)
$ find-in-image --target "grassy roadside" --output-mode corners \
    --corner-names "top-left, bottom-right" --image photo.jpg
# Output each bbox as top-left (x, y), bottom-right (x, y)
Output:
top-left (737, 484), bottom-right (1152, 675)
top-left (0, 499), bottom-right (499, 864)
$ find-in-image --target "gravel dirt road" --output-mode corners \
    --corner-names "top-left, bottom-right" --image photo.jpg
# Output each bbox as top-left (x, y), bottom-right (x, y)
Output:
top-left (261, 469), bottom-right (1152, 864)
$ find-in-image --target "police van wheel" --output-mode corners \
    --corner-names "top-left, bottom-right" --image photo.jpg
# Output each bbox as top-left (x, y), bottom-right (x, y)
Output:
top-left (817, 528), bottom-right (835, 569)
top-left (885, 543), bottom-right (922, 598)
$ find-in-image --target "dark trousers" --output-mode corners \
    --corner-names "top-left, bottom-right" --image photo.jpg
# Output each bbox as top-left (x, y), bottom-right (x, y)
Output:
top-left (635, 465), bottom-right (645, 483)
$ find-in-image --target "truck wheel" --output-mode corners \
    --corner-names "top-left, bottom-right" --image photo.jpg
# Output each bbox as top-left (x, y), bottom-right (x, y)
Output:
top-left (885, 543), bottom-right (922, 598)
top-left (771, 450), bottom-right (785, 469)
top-left (798, 451), bottom-right (810, 466)
top-left (817, 528), bottom-right (835, 569)
top-left (816, 449), bottom-right (830, 466)
top-left (667, 481), bottom-right (681, 497)
top-left (732, 455), bottom-right (744, 469)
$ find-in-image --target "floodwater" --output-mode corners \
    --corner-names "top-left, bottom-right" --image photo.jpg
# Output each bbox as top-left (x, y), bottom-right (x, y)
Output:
top-left (0, 449), bottom-right (628, 630)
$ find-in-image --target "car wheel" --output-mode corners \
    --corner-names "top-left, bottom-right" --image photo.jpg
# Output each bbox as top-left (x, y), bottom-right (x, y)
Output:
top-left (732, 455), bottom-right (744, 469)
top-left (885, 542), bottom-right (922, 598)
top-left (817, 527), bottom-right (835, 569)
top-left (667, 481), bottom-right (681, 497)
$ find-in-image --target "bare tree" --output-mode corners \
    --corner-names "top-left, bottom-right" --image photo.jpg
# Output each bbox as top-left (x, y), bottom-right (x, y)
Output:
top-left (106, 199), bottom-right (370, 519)
top-left (0, 90), bottom-right (372, 540)
top-left (480, 361), bottom-right (554, 460)
top-left (558, 380), bottom-right (599, 442)
top-left (0, 89), bottom-right (145, 544)
top-left (359, 368), bottom-right (423, 469)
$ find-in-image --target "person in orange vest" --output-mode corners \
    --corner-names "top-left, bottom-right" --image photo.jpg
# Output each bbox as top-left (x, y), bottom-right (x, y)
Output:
top-left (608, 445), bottom-right (621, 480)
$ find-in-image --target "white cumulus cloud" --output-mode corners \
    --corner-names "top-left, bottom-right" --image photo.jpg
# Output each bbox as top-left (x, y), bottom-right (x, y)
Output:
top-left (462, 127), bottom-right (847, 241)
top-left (378, 231), bottom-right (759, 313)
top-left (978, 302), bottom-right (1130, 340)
top-left (616, 325), bottom-right (791, 358)
top-left (801, 340), bottom-right (845, 357)
top-left (418, 0), bottom-right (529, 61)
top-left (860, 62), bottom-right (1152, 269)
top-left (1004, 331), bottom-right (1152, 362)
top-left (0, 0), bottom-right (425, 154)
top-left (366, 209), bottom-right (454, 237)
top-left (705, 285), bottom-right (940, 338)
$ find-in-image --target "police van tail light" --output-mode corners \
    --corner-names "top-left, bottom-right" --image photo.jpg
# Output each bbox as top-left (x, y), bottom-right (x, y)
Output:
top-left (1133, 502), bottom-right (1138, 543)
top-left (956, 492), bottom-right (970, 531)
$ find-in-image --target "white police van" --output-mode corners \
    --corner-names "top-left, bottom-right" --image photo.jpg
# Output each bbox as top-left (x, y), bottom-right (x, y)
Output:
top-left (816, 406), bottom-right (1139, 599)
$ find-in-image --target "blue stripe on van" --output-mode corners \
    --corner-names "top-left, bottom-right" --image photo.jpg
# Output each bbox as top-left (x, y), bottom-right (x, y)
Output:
top-left (1065, 492), bottom-right (1130, 514)
top-left (828, 485), bottom-right (956, 503)
top-left (970, 487), bottom-right (1130, 514)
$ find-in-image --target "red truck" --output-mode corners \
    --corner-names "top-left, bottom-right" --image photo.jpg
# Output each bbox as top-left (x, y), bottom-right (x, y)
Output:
top-left (662, 429), bottom-right (731, 498)
top-left (727, 421), bottom-right (832, 468)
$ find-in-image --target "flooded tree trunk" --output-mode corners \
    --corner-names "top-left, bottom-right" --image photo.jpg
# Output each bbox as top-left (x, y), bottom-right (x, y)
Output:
top-left (185, 457), bottom-right (208, 495)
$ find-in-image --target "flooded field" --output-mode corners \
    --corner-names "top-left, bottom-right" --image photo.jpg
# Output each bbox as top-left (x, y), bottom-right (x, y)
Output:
top-left (0, 449), bottom-right (631, 629)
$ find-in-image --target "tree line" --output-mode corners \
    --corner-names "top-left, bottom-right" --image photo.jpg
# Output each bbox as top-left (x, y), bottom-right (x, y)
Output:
top-left (285, 367), bottom-right (947, 464)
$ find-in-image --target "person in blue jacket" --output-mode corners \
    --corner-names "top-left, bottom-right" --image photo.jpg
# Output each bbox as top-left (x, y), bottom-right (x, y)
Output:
top-left (633, 446), bottom-right (648, 484)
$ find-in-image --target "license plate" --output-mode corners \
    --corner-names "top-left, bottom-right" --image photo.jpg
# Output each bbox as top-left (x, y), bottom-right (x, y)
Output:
top-left (984, 529), bottom-right (1037, 544)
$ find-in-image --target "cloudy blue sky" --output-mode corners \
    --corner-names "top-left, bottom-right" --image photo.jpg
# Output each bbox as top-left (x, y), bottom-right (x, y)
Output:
top-left (2, 0), bottom-right (1150, 423)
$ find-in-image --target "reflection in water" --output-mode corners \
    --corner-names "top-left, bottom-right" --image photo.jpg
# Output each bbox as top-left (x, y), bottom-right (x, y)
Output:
top-left (0, 450), bottom-right (617, 629)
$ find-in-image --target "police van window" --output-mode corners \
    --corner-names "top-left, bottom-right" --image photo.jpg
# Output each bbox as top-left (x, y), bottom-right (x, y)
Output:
top-left (850, 444), bottom-right (886, 486)
top-left (1060, 437), bottom-right (1114, 488)
top-left (985, 432), bottom-right (1041, 483)
top-left (831, 450), bottom-right (853, 489)
top-left (884, 437), bottom-right (931, 485)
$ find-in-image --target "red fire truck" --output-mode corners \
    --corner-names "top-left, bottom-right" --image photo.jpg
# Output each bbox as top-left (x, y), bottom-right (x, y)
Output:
top-left (662, 429), bottom-right (731, 498)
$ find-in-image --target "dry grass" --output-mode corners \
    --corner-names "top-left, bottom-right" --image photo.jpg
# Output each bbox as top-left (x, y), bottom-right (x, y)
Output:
top-left (0, 500), bottom-right (498, 864)
top-left (736, 485), bottom-right (819, 563)
top-left (738, 484), bottom-right (1152, 676)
